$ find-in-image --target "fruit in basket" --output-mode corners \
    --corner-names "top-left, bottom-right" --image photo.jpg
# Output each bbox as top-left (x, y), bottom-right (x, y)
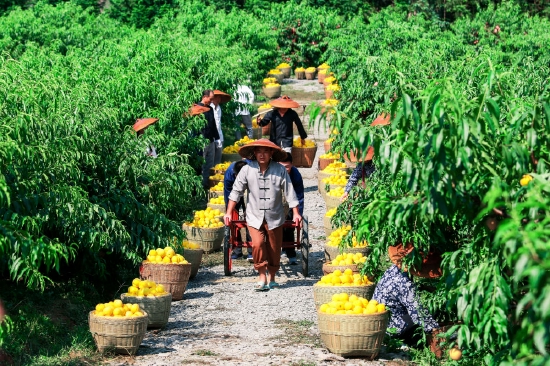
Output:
top-left (325, 208), bottom-right (337, 218)
top-left (223, 136), bottom-right (256, 153)
top-left (185, 208), bottom-right (224, 228)
top-left (327, 187), bottom-right (345, 197)
top-left (323, 175), bottom-right (348, 185)
top-left (182, 240), bottom-right (201, 249)
top-left (258, 103), bottom-right (272, 109)
top-left (213, 162), bottom-right (230, 172)
top-left (293, 138), bottom-right (316, 148)
top-left (264, 82), bottom-right (280, 88)
top-left (324, 161), bottom-right (347, 170)
top-left (263, 78), bottom-right (276, 85)
top-left (326, 84), bottom-right (341, 91)
top-left (209, 196), bottom-right (225, 205)
top-left (318, 62), bottom-right (330, 69)
top-left (145, 246), bottom-right (188, 264)
top-left (94, 300), bottom-right (143, 317)
top-left (329, 253), bottom-right (367, 266)
top-left (319, 293), bottom-right (385, 315)
top-left (326, 226), bottom-right (352, 247)
top-left (209, 173), bottom-right (224, 181)
top-left (268, 69), bottom-right (282, 75)
top-left (295, 67), bottom-right (305, 72)
top-left (276, 62), bottom-right (291, 68)
top-left (316, 271), bottom-right (373, 287)
top-left (324, 76), bottom-right (337, 85)
top-left (305, 67), bottom-right (316, 72)
top-left (322, 98), bottom-right (339, 107)
top-left (126, 278), bottom-right (169, 297)
top-left (210, 182), bottom-right (224, 192)
top-left (320, 152), bottom-right (340, 159)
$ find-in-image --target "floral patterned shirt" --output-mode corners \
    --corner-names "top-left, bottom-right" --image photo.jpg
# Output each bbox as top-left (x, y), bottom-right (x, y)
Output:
top-left (373, 265), bottom-right (439, 335)
top-left (344, 161), bottom-right (376, 193)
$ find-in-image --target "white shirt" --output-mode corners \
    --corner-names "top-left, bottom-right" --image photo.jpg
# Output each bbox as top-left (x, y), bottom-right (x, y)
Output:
top-left (234, 85), bottom-right (254, 116)
top-left (210, 103), bottom-right (223, 148)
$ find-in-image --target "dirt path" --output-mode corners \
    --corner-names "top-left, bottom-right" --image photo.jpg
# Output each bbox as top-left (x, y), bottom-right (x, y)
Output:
top-left (108, 79), bottom-right (407, 366)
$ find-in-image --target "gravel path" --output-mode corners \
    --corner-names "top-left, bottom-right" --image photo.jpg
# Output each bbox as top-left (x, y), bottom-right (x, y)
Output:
top-left (108, 80), bottom-right (408, 366)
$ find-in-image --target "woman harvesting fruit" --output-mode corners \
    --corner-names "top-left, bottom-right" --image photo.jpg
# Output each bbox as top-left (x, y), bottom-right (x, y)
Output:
top-left (224, 139), bottom-right (302, 291)
top-left (258, 96), bottom-right (307, 153)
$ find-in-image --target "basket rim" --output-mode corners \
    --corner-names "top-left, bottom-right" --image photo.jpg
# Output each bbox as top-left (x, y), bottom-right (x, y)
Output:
top-left (182, 224), bottom-right (224, 232)
top-left (317, 309), bottom-right (389, 317)
top-left (121, 293), bottom-right (172, 300)
top-left (313, 283), bottom-right (375, 289)
top-left (89, 310), bottom-right (149, 319)
top-left (141, 261), bottom-right (192, 267)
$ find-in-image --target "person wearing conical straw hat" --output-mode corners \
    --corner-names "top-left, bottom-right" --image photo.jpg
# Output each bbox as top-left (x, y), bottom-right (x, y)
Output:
top-left (211, 90), bottom-right (232, 165)
top-left (133, 118), bottom-right (159, 157)
top-left (224, 139), bottom-right (302, 291)
top-left (258, 96), bottom-right (308, 153)
top-left (341, 113), bottom-right (391, 202)
top-left (196, 90), bottom-right (219, 189)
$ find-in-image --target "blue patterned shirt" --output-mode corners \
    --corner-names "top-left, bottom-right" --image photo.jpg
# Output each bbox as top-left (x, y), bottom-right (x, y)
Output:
top-left (344, 161), bottom-right (376, 193)
top-left (373, 265), bottom-right (439, 335)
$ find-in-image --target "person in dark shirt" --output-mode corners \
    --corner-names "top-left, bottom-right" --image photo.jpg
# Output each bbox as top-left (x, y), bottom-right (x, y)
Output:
top-left (223, 160), bottom-right (253, 261)
top-left (279, 154), bottom-right (304, 265)
top-left (198, 90), bottom-right (220, 188)
top-left (258, 96), bottom-right (307, 153)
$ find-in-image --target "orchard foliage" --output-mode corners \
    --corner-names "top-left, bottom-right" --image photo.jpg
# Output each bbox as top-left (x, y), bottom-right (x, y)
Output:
top-left (0, 1), bottom-right (278, 289)
top-left (320, 3), bottom-right (550, 364)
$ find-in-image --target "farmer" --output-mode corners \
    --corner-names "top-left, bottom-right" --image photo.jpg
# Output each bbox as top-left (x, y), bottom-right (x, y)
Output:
top-left (341, 113), bottom-right (391, 201)
top-left (258, 95), bottom-right (307, 153)
top-left (224, 139), bottom-right (302, 291)
top-left (223, 159), bottom-right (253, 262)
top-left (279, 154), bottom-right (304, 265)
top-left (197, 90), bottom-right (219, 188)
top-left (373, 243), bottom-right (441, 347)
top-left (234, 84), bottom-right (255, 139)
top-left (211, 90), bottom-right (232, 165)
top-left (133, 118), bottom-right (159, 158)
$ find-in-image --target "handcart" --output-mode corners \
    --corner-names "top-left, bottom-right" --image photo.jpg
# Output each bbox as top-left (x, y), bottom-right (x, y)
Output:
top-left (223, 211), bottom-right (309, 277)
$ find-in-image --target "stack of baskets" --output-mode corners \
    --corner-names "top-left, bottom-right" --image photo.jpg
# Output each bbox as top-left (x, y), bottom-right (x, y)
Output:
top-left (182, 224), bottom-right (224, 253)
top-left (317, 310), bottom-right (388, 359)
top-left (121, 293), bottom-right (172, 329)
top-left (292, 144), bottom-right (318, 168)
top-left (140, 262), bottom-right (192, 301)
top-left (89, 311), bottom-right (148, 355)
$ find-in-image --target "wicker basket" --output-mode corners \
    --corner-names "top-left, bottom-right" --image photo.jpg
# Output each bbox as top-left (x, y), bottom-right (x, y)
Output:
top-left (312, 284), bottom-right (376, 309)
top-left (325, 88), bottom-right (334, 99)
top-left (120, 293), bottom-right (171, 329)
top-left (206, 202), bottom-right (226, 213)
top-left (140, 262), bottom-right (191, 301)
top-left (268, 73), bottom-right (284, 84)
top-left (208, 190), bottom-right (223, 199)
top-left (183, 248), bottom-right (204, 279)
top-left (295, 70), bottom-right (305, 80)
top-left (263, 85), bottom-right (281, 99)
top-left (324, 140), bottom-right (331, 152)
top-left (317, 311), bottom-right (389, 359)
top-left (324, 194), bottom-right (341, 210)
top-left (292, 146), bottom-right (317, 168)
top-left (208, 177), bottom-right (223, 188)
top-left (318, 72), bottom-right (327, 84)
top-left (322, 263), bottom-right (360, 275)
top-left (318, 170), bottom-right (348, 182)
top-left (251, 127), bottom-right (263, 139)
top-left (278, 67), bottom-right (291, 78)
top-left (319, 157), bottom-right (336, 171)
top-left (262, 122), bottom-right (271, 135)
top-left (305, 71), bottom-right (316, 80)
top-left (221, 153), bottom-right (241, 163)
top-left (323, 215), bottom-right (334, 237)
top-left (89, 311), bottom-right (148, 355)
top-left (325, 245), bottom-right (371, 262)
top-left (182, 224), bottom-right (224, 253)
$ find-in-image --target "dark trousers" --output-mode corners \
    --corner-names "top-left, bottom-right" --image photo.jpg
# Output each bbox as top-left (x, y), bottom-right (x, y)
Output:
top-left (282, 211), bottom-right (296, 258)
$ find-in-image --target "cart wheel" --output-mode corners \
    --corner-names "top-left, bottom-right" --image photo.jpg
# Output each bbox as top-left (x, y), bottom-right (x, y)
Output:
top-left (301, 215), bottom-right (309, 277)
top-left (223, 226), bottom-right (232, 276)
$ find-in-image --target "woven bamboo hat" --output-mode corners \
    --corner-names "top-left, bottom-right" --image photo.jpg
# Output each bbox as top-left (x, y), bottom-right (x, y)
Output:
top-left (388, 243), bottom-right (442, 279)
top-left (238, 138), bottom-right (288, 162)
top-left (188, 104), bottom-right (210, 116)
top-left (133, 118), bottom-right (159, 132)
top-left (355, 113), bottom-right (392, 160)
top-left (270, 95), bottom-right (300, 109)
top-left (213, 90), bottom-right (231, 103)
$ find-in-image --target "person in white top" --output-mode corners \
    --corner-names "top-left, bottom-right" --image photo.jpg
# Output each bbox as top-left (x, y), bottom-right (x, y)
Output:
top-left (211, 90), bottom-right (232, 165)
top-left (234, 85), bottom-right (254, 139)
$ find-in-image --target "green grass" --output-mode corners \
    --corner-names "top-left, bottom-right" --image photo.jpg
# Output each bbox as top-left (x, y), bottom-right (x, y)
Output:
top-left (272, 319), bottom-right (322, 348)
top-left (192, 349), bottom-right (218, 356)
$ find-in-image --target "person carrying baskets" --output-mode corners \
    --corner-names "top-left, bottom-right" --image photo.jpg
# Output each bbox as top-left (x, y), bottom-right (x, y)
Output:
top-left (223, 139), bottom-right (302, 291)
top-left (257, 96), bottom-right (308, 153)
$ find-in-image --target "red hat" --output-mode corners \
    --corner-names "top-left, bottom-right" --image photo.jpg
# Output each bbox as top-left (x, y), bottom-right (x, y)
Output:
top-left (188, 104), bottom-right (210, 116)
top-left (213, 90), bottom-right (231, 103)
top-left (133, 118), bottom-right (159, 132)
top-left (238, 138), bottom-right (288, 162)
top-left (270, 95), bottom-right (300, 109)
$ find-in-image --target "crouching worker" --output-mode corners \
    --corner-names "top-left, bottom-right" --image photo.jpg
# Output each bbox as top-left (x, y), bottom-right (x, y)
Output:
top-left (224, 139), bottom-right (302, 291)
top-left (373, 243), bottom-right (441, 347)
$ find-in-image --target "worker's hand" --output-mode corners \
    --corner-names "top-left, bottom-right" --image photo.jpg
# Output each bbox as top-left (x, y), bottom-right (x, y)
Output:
top-left (223, 212), bottom-right (233, 226)
top-left (300, 138), bottom-right (306, 146)
top-left (340, 192), bottom-right (349, 202)
top-left (293, 214), bottom-right (303, 228)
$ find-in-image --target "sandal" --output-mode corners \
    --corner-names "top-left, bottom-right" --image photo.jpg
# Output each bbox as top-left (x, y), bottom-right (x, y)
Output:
top-left (268, 281), bottom-right (280, 289)
top-left (254, 282), bottom-right (269, 292)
